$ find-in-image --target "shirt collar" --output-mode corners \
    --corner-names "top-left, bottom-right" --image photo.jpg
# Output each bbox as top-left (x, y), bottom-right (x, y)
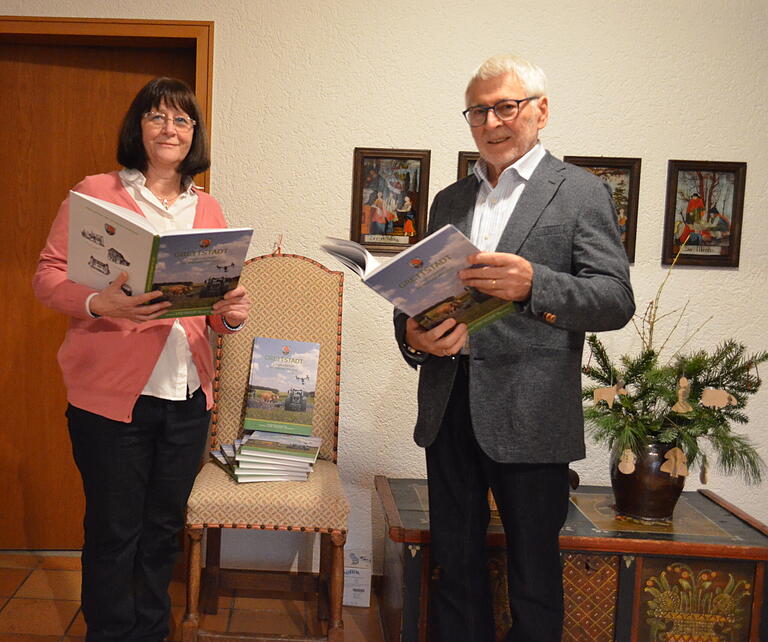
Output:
top-left (119, 168), bottom-right (199, 194)
top-left (473, 142), bottom-right (546, 186)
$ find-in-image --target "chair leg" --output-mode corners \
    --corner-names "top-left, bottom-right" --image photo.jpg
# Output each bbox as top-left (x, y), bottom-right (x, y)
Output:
top-left (200, 527), bottom-right (222, 614)
top-left (327, 530), bottom-right (346, 641)
top-left (182, 528), bottom-right (203, 642)
top-left (317, 533), bottom-right (332, 621)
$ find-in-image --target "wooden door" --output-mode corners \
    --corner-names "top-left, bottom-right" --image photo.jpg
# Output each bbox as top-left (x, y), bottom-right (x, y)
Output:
top-left (0, 17), bottom-right (213, 549)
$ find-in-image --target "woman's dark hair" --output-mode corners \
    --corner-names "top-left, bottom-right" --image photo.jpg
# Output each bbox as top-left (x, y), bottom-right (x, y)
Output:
top-left (117, 77), bottom-right (210, 179)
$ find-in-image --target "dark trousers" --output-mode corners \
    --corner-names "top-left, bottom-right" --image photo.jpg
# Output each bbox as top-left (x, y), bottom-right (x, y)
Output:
top-left (425, 359), bottom-right (570, 642)
top-left (66, 389), bottom-right (210, 642)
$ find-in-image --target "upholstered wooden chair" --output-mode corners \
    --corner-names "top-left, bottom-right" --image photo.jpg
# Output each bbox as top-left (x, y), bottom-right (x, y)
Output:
top-left (182, 252), bottom-right (349, 641)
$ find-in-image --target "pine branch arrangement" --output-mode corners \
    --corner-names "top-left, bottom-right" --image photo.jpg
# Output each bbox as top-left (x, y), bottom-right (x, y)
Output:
top-left (582, 251), bottom-right (767, 484)
top-left (583, 338), bottom-right (767, 483)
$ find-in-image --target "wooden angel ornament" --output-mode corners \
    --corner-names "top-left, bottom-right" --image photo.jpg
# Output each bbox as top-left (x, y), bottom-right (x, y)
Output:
top-left (659, 447), bottom-right (689, 478)
top-left (671, 376), bottom-right (693, 413)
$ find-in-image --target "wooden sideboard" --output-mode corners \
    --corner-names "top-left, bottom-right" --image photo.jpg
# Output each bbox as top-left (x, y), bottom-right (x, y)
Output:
top-left (375, 477), bottom-right (768, 642)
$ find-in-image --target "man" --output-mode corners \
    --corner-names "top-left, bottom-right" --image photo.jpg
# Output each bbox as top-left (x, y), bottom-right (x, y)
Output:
top-left (394, 54), bottom-right (634, 641)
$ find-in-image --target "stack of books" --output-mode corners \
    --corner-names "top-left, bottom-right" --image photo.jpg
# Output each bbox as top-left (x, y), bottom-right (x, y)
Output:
top-left (211, 432), bottom-right (321, 483)
top-left (210, 336), bottom-right (323, 483)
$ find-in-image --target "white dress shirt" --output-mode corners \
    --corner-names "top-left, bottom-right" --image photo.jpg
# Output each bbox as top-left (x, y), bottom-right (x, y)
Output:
top-left (462, 144), bottom-right (546, 355)
top-left (469, 143), bottom-right (547, 251)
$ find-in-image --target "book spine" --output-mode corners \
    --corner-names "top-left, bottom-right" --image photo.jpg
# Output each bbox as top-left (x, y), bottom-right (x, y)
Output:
top-left (145, 235), bottom-right (161, 293)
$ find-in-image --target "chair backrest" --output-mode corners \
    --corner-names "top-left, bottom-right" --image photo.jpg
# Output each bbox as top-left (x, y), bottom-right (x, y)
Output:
top-left (211, 253), bottom-right (343, 463)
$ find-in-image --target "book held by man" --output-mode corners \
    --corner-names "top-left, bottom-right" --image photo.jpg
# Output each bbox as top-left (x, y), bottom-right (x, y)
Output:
top-left (67, 190), bottom-right (253, 318)
top-left (321, 224), bottom-right (517, 332)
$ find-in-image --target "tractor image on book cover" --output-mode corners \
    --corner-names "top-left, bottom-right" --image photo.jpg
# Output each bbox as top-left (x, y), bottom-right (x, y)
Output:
top-left (283, 388), bottom-right (307, 412)
top-left (284, 374), bottom-right (310, 412)
top-left (199, 275), bottom-right (229, 298)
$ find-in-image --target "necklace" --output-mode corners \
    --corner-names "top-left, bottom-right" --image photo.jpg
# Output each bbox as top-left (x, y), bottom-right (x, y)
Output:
top-left (148, 188), bottom-right (179, 210)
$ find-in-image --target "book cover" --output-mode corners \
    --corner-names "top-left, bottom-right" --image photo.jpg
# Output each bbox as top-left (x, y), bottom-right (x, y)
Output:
top-left (210, 450), bottom-right (235, 478)
top-left (322, 224), bottom-right (517, 332)
top-left (67, 190), bottom-right (253, 318)
top-left (243, 337), bottom-right (320, 436)
top-left (236, 457), bottom-right (312, 472)
top-left (238, 430), bottom-right (321, 465)
top-left (234, 471), bottom-right (309, 483)
top-left (219, 444), bottom-right (237, 469)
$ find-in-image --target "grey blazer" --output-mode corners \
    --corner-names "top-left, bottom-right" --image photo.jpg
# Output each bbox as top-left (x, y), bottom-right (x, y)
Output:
top-left (394, 152), bottom-right (635, 463)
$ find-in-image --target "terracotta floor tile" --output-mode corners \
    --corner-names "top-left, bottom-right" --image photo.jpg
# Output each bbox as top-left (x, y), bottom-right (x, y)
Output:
top-left (66, 609), bottom-right (86, 636)
top-left (39, 555), bottom-right (81, 571)
top-left (229, 609), bottom-right (305, 636)
top-left (0, 554), bottom-right (41, 570)
top-left (0, 598), bottom-right (80, 635)
top-left (167, 605), bottom-right (231, 640)
top-left (14, 569), bottom-right (81, 601)
top-left (0, 569), bottom-right (30, 598)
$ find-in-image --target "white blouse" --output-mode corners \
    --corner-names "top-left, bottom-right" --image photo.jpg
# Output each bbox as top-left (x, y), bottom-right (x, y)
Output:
top-left (120, 168), bottom-right (201, 401)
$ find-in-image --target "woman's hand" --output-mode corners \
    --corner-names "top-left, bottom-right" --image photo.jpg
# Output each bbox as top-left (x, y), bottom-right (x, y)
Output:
top-left (89, 272), bottom-right (171, 322)
top-left (405, 317), bottom-right (468, 357)
top-left (212, 285), bottom-right (251, 327)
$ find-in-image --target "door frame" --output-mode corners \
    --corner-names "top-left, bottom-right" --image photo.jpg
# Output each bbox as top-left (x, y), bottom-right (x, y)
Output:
top-left (0, 15), bottom-right (214, 189)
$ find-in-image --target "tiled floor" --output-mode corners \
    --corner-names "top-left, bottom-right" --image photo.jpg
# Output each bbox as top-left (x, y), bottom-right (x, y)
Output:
top-left (0, 553), bottom-right (384, 641)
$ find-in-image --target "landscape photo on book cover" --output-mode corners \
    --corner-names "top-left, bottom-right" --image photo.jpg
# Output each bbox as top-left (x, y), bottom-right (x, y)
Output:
top-left (241, 432), bottom-right (320, 461)
top-left (243, 337), bottom-right (320, 435)
top-left (150, 230), bottom-right (252, 313)
top-left (364, 226), bottom-right (516, 331)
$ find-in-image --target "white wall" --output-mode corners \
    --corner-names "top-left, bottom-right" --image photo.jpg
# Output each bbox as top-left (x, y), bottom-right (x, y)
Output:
top-left (5, 0), bottom-right (767, 572)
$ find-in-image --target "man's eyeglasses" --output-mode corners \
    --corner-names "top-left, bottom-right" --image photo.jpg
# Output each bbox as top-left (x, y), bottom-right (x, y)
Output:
top-left (142, 111), bottom-right (197, 132)
top-left (462, 97), bottom-right (538, 127)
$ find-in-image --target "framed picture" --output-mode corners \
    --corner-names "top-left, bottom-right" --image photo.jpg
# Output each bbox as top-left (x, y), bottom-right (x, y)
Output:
top-left (662, 160), bottom-right (746, 267)
top-left (350, 147), bottom-right (431, 253)
top-left (457, 151), bottom-right (481, 180)
top-left (564, 156), bottom-right (641, 262)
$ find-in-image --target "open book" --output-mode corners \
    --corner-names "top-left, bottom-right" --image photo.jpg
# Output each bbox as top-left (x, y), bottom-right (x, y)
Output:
top-left (67, 190), bottom-right (253, 318)
top-left (322, 224), bottom-right (517, 332)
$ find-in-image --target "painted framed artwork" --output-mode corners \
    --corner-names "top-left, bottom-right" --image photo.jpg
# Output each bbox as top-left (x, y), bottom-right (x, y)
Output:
top-left (457, 151), bottom-right (481, 180)
top-left (350, 148), bottom-right (430, 253)
top-left (564, 156), bottom-right (641, 262)
top-left (662, 160), bottom-right (746, 267)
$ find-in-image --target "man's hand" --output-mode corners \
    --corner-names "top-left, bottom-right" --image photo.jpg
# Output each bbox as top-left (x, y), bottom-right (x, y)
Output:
top-left (459, 251), bottom-right (533, 302)
top-left (89, 272), bottom-right (171, 322)
top-left (212, 285), bottom-right (251, 327)
top-left (405, 317), bottom-right (468, 358)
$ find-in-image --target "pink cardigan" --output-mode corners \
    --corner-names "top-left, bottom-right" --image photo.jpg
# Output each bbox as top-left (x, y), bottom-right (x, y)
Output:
top-left (33, 172), bottom-right (238, 422)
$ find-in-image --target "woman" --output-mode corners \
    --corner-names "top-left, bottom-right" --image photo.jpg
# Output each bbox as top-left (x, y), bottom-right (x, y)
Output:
top-left (398, 195), bottom-right (416, 236)
top-left (33, 77), bottom-right (250, 641)
top-left (370, 190), bottom-right (387, 235)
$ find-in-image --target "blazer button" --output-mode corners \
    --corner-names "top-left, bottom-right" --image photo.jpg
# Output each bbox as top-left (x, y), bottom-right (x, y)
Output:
top-left (543, 312), bottom-right (557, 324)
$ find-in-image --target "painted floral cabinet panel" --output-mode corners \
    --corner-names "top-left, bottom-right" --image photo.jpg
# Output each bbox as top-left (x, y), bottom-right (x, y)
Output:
top-left (638, 557), bottom-right (755, 641)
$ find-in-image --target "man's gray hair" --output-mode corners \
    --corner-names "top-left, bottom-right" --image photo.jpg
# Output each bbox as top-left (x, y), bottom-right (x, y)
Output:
top-left (465, 54), bottom-right (548, 101)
